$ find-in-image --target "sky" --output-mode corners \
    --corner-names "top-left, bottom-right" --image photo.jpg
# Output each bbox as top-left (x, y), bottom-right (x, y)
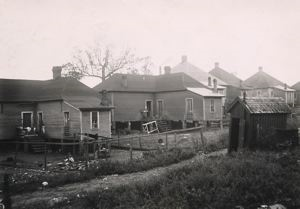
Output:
top-left (1, 0), bottom-right (300, 87)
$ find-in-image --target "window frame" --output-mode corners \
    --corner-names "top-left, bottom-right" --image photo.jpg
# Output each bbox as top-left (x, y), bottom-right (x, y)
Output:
top-left (185, 98), bottom-right (193, 113)
top-left (210, 99), bottom-right (215, 113)
top-left (257, 90), bottom-right (261, 97)
top-left (21, 111), bottom-right (33, 128)
top-left (145, 100), bottom-right (153, 117)
top-left (63, 111), bottom-right (70, 126)
top-left (157, 99), bottom-right (164, 118)
top-left (90, 111), bottom-right (100, 129)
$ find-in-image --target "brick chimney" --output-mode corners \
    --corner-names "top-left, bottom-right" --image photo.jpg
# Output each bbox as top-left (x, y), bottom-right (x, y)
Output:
top-left (258, 66), bottom-right (263, 72)
top-left (52, 66), bottom-right (62, 79)
top-left (213, 78), bottom-right (217, 93)
top-left (121, 75), bottom-right (128, 88)
top-left (284, 83), bottom-right (287, 90)
top-left (208, 77), bottom-right (212, 87)
top-left (214, 62), bottom-right (219, 68)
top-left (164, 66), bottom-right (171, 74)
top-left (181, 55), bottom-right (187, 63)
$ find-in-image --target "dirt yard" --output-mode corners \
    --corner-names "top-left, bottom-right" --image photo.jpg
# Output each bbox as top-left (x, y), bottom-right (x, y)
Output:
top-left (11, 149), bottom-right (227, 209)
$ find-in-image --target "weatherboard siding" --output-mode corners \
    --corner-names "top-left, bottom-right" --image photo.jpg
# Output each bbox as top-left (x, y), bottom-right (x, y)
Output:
top-left (204, 97), bottom-right (222, 121)
top-left (0, 103), bottom-right (35, 140)
top-left (155, 91), bottom-right (204, 121)
top-left (111, 92), bottom-right (155, 121)
top-left (81, 111), bottom-right (111, 137)
top-left (37, 101), bottom-right (81, 139)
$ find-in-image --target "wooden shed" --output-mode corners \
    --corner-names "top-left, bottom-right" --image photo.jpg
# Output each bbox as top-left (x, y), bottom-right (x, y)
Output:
top-left (227, 96), bottom-right (291, 152)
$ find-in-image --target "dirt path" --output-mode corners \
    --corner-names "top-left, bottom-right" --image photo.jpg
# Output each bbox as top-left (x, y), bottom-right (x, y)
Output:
top-left (12, 149), bottom-right (227, 209)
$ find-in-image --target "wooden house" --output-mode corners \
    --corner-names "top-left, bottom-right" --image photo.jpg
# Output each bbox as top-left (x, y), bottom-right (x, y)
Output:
top-left (0, 67), bottom-right (113, 141)
top-left (209, 62), bottom-right (248, 110)
top-left (227, 96), bottom-right (291, 152)
top-left (243, 67), bottom-right (295, 107)
top-left (93, 71), bottom-right (224, 131)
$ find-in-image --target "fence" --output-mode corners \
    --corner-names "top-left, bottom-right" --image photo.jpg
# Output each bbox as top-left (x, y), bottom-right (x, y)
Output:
top-left (0, 126), bottom-right (228, 171)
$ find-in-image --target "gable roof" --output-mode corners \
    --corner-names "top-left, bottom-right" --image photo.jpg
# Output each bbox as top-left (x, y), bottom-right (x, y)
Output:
top-left (227, 97), bottom-right (291, 114)
top-left (243, 68), bottom-right (285, 89)
top-left (171, 58), bottom-right (227, 86)
top-left (292, 81), bottom-right (300, 91)
top-left (0, 77), bottom-right (111, 110)
top-left (209, 64), bottom-right (242, 87)
top-left (93, 72), bottom-right (207, 93)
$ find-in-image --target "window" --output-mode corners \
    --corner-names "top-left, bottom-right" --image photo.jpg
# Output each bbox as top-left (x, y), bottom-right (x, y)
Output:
top-left (186, 98), bottom-right (193, 113)
top-left (90, 111), bottom-right (99, 129)
top-left (295, 93), bottom-right (297, 100)
top-left (157, 100), bottom-right (164, 118)
top-left (257, 90), bottom-right (261, 97)
top-left (0, 104), bottom-right (3, 114)
top-left (210, 99), bottom-right (215, 112)
top-left (270, 89), bottom-right (274, 97)
top-left (145, 100), bottom-right (153, 117)
top-left (64, 112), bottom-right (70, 126)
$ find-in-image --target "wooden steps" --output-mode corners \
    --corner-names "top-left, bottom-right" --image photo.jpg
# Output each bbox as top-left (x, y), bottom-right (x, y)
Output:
top-left (26, 135), bottom-right (46, 153)
top-left (157, 120), bottom-right (171, 132)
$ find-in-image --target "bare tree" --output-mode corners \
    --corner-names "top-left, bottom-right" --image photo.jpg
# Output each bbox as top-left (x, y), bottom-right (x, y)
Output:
top-left (62, 45), bottom-right (152, 82)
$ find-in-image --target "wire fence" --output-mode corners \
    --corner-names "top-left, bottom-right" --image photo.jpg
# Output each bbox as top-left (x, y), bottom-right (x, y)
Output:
top-left (0, 126), bottom-right (228, 171)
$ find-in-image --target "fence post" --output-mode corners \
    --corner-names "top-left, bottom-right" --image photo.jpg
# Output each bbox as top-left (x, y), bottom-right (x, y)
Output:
top-left (73, 133), bottom-right (76, 156)
top-left (44, 140), bottom-right (47, 171)
top-left (196, 132), bottom-right (199, 151)
top-left (3, 173), bottom-right (11, 209)
top-left (165, 133), bottom-right (168, 150)
top-left (130, 137), bottom-right (133, 161)
top-left (200, 128), bottom-right (205, 150)
top-left (220, 119), bottom-right (223, 130)
top-left (14, 141), bottom-right (19, 167)
top-left (118, 131), bottom-right (120, 147)
top-left (138, 136), bottom-right (142, 149)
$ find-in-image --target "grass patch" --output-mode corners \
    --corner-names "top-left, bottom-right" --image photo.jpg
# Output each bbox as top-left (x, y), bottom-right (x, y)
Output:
top-left (66, 148), bottom-right (300, 209)
top-left (7, 148), bottom-right (196, 195)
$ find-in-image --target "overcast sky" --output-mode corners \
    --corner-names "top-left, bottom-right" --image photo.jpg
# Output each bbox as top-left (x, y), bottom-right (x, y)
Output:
top-left (1, 0), bottom-right (300, 87)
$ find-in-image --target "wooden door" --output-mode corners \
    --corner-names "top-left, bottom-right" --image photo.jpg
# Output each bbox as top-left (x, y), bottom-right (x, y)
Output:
top-left (229, 118), bottom-right (240, 152)
top-left (22, 112), bottom-right (32, 128)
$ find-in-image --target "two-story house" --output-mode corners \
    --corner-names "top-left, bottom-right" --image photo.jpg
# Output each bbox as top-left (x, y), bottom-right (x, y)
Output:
top-left (243, 67), bottom-right (295, 107)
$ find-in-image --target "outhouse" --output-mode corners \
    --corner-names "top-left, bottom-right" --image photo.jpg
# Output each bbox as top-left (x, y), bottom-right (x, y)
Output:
top-left (227, 96), bottom-right (291, 152)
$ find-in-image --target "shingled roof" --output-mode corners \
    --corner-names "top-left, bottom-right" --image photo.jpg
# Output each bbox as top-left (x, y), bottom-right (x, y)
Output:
top-left (227, 97), bottom-right (291, 114)
top-left (0, 77), bottom-right (111, 110)
top-left (171, 56), bottom-right (227, 86)
top-left (209, 63), bottom-right (242, 87)
top-left (93, 72), bottom-right (207, 92)
top-left (243, 67), bottom-right (285, 89)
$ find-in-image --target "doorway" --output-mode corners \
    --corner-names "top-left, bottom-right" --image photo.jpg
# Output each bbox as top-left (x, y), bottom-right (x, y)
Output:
top-left (229, 118), bottom-right (240, 152)
top-left (22, 112), bottom-right (33, 128)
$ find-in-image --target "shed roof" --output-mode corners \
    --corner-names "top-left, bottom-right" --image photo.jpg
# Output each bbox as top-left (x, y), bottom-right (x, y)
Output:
top-left (227, 97), bottom-right (291, 114)
top-left (0, 77), bottom-right (111, 110)
top-left (187, 88), bottom-right (224, 97)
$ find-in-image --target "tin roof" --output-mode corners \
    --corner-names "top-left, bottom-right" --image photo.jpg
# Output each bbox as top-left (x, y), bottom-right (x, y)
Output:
top-left (227, 97), bottom-right (291, 114)
top-left (187, 88), bottom-right (224, 97)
